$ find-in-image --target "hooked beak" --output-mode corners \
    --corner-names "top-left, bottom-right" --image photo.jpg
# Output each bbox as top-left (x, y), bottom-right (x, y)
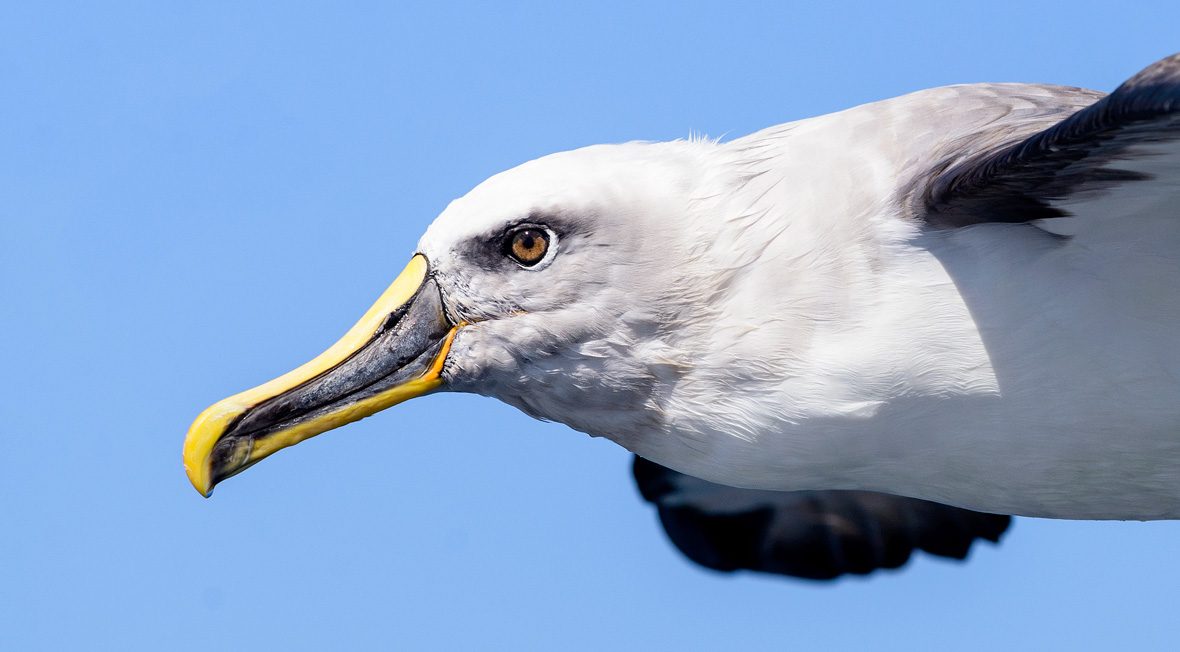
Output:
top-left (182, 254), bottom-right (459, 497)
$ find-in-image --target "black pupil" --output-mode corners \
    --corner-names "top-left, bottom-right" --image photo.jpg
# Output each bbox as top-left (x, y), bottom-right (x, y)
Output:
top-left (519, 232), bottom-right (536, 249)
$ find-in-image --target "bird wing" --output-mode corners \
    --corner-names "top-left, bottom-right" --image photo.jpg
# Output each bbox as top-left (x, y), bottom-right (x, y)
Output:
top-left (920, 53), bottom-right (1180, 230)
top-left (632, 456), bottom-right (1010, 581)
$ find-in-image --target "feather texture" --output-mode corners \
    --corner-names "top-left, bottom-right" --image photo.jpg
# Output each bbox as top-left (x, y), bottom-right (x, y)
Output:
top-left (422, 53), bottom-right (1180, 520)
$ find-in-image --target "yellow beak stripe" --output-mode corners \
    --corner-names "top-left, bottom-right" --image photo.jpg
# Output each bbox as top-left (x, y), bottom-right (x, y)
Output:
top-left (182, 254), bottom-right (442, 496)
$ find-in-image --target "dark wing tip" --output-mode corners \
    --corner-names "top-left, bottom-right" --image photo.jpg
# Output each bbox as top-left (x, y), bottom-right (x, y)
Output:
top-left (632, 456), bottom-right (1012, 581)
top-left (924, 52), bottom-right (1180, 227)
top-left (1112, 52), bottom-right (1180, 112)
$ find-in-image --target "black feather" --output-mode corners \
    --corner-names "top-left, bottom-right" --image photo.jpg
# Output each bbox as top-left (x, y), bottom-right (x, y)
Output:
top-left (632, 456), bottom-right (1011, 581)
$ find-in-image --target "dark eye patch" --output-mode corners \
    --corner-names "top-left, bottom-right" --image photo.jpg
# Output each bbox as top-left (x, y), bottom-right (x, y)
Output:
top-left (451, 213), bottom-right (579, 272)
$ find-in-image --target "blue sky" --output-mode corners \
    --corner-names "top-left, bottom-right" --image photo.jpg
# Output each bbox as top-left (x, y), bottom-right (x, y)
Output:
top-left (2, 2), bottom-right (1178, 650)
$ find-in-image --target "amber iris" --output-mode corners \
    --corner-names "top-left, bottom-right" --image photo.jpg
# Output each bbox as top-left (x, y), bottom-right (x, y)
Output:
top-left (507, 227), bottom-right (549, 266)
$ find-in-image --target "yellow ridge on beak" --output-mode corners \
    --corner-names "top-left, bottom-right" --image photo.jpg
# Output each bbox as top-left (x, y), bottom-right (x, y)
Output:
top-left (183, 254), bottom-right (458, 497)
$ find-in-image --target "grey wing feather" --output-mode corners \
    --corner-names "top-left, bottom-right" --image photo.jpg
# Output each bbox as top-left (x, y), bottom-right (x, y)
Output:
top-left (632, 456), bottom-right (1011, 581)
top-left (923, 53), bottom-right (1180, 228)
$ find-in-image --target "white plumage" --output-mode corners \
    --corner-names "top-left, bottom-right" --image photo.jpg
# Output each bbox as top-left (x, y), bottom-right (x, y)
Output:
top-left (419, 57), bottom-right (1180, 519)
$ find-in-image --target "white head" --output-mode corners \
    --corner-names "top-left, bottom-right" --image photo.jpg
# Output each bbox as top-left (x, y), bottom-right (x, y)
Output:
top-left (421, 141), bottom-right (722, 444)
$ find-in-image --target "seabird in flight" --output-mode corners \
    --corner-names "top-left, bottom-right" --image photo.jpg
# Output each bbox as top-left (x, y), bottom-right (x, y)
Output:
top-left (184, 53), bottom-right (1178, 579)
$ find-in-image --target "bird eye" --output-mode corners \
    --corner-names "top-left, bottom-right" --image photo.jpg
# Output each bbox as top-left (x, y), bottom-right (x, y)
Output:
top-left (504, 227), bottom-right (551, 267)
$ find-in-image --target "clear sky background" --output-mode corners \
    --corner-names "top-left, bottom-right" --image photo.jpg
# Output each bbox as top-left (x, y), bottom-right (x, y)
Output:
top-left (2, 2), bottom-right (1178, 650)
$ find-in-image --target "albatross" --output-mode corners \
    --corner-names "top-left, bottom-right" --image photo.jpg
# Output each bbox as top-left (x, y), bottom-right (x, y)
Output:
top-left (184, 53), bottom-right (1180, 580)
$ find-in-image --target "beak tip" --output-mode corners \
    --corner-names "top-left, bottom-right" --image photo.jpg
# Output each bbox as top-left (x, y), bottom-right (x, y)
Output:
top-left (185, 402), bottom-right (233, 499)
top-left (183, 458), bottom-right (214, 498)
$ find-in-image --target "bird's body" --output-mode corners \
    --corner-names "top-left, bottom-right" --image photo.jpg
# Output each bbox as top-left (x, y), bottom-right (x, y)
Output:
top-left (433, 81), bottom-right (1180, 519)
top-left (187, 54), bottom-right (1180, 579)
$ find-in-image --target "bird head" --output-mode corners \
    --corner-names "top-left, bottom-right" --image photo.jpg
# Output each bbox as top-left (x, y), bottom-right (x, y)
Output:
top-left (183, 141), bottom-right (737, 496)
